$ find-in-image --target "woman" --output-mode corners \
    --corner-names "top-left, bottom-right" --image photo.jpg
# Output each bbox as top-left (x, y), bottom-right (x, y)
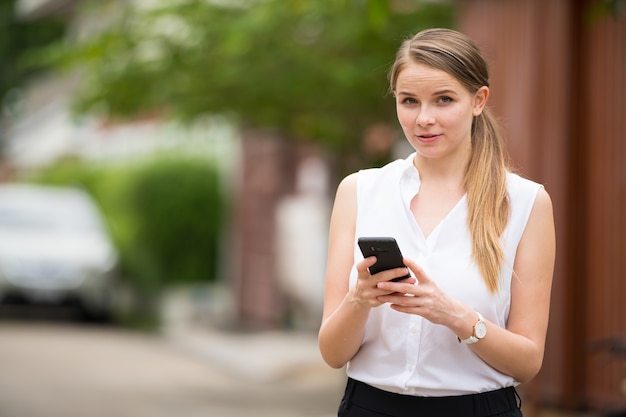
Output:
top-left (318, 28), bottom-right (556, 417)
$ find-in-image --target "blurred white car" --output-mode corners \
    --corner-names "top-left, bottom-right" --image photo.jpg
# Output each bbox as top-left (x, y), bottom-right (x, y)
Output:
top-left (0, 183), bottom-right (118, 320)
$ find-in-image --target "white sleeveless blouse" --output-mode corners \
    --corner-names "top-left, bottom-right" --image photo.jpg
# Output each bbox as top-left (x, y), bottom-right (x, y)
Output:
top-left (347, 153), bottom-right (542, 396)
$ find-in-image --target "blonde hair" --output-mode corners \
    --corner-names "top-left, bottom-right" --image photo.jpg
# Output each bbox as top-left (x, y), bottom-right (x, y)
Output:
top-left (389, 28), bottom-right (509, 293)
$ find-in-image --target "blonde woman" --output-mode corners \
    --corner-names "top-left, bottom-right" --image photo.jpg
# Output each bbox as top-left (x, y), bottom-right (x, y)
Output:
top-left (319, 28), bottom-right (556, 417)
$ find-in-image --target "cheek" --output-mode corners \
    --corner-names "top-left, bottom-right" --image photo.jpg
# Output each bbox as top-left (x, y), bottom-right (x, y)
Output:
top-left (396, 108), bottom-right (414, 128)
top-left (439, 108), bottom-right (470, 129)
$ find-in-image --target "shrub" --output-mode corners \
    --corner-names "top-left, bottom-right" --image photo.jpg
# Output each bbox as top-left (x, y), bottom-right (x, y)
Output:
top-left (29, 156), bottom-right (226, 303)
top-left (124, 157), bottom-right (225, 289)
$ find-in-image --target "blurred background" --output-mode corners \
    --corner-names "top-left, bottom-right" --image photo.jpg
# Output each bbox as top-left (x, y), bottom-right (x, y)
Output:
top-left (0, 0), bottom-right (624, 416)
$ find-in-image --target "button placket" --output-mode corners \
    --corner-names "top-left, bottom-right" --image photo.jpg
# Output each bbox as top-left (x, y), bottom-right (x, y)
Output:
top-left (404, 315), bottom-right (422, 378)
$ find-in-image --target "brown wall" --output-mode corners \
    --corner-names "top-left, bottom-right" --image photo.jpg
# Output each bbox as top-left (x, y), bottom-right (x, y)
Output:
top-left (584, 8), bottom-right (626, 411)
top-left (459, 0), bottom-right (626, 413)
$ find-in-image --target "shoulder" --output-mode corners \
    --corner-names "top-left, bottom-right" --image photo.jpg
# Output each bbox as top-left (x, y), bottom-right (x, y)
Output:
top-left (506, 172), bottom-right (554, 223)
top-left (335, 172), bottom-right (358, 197)
top-left (506, 172), bottom-right (542, 193)
top-left (504, 172), bottom-right (555, 228)
top-left (516, 185), bottom-right (555, 269)
top-left (506, 172), bottom-right (551, 206)
top-left (332, 172), bottom-right (358, 218)
top-left (530, 187), bottom-right (554, 221)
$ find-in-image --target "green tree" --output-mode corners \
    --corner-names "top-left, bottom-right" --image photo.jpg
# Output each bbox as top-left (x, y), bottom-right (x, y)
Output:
top-left (0, 0), bottom-right (66, 107)
top-left (51, 0), bottom-right (453, 162)
top-left (0, 0), bottom-right (67, 152)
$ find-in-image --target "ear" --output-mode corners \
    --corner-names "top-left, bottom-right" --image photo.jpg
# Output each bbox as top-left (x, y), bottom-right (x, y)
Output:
top-left (472, 86), bottom-right (489, 116)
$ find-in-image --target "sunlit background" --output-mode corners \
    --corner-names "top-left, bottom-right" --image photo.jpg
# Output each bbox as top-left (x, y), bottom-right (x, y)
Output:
top-left (0, 0), bottom-right (624, 416)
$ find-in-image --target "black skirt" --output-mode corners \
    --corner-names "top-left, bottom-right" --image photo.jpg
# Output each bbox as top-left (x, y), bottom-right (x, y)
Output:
top-left (338, 378), bottom-right (523, 417)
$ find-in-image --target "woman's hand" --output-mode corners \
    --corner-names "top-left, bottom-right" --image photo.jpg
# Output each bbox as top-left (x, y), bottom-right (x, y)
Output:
top-left (376, 257), bottom-right (467, 328)
top-left (352, 256), bottom-right (417, 308)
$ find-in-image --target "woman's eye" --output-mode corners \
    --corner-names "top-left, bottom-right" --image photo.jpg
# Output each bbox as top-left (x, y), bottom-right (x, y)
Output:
top-left (401, 97), bottom-right (417, 104)
top-left (438, 96), bottom-right (453, 104)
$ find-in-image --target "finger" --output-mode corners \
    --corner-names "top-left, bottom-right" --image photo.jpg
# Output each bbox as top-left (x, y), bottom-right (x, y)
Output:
top-left (377, 280), bottom-right (417, 294)
top-left (403, 257), bottom-right (431, 284)
top-left (356, 256), bottom-right (377, 276)
top-left (377, 291), bottom-right (420, 308)
top-left (375, 266), bottom-right (415, 283)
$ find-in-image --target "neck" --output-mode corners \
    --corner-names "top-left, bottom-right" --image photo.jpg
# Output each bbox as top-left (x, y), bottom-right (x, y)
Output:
top-left (412, 151), bottom-right (469, 189)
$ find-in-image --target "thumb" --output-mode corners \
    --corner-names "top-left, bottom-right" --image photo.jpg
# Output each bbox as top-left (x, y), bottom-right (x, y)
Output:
top-left (403, 257), bottom-right (431, 284)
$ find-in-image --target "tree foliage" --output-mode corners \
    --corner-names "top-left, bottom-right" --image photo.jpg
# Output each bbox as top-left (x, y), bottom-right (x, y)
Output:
top-left (52, 0), bottom-right (453, 153)
top-left (0, 0), bottom-right (66, 104)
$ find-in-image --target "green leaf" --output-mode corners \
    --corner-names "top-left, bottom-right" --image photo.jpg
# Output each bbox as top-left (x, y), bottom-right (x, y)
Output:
top-left (44, 0), bottom-right (454, 162)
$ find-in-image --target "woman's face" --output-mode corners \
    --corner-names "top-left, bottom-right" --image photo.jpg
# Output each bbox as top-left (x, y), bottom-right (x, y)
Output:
top-left (394, 62), bottom-right (488, 162)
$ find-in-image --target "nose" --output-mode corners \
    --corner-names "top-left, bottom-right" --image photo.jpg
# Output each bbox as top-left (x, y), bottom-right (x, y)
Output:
top-left (415, 107), bottom-right (435, 126)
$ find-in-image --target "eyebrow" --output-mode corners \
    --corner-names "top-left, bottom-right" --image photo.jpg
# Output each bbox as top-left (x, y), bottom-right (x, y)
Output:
top-left (396, 88), bottom-right (459, 97)
top-left (432, 89), bottom-right (458, 96)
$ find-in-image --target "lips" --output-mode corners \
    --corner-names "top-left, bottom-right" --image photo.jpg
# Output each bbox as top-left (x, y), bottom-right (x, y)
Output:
top-left (416, 133), bottom-right (441, 143)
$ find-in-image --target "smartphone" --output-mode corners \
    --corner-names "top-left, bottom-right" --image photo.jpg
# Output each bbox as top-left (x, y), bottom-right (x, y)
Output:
top-left (357, 237), bottom-right (410, 282)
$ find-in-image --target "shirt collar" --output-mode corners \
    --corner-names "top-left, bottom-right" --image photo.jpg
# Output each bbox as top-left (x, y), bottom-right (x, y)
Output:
top-left (399, 153), bottom-right (420, 208)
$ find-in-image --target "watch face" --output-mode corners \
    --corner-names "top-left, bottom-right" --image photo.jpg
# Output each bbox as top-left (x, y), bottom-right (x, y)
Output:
top-left (475, 321), bottom-right (487, 339)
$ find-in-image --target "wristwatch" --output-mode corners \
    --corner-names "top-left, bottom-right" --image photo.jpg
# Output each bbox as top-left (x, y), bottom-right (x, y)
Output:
top-left (458, 312), bottom-right (487, 344)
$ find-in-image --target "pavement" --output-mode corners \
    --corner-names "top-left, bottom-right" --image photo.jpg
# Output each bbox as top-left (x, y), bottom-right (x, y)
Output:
top-left (157, 283), bottom-right (348, 402)
top-left (163, 325), bottom-right (345, 387)
top-left (158, 286), bottom-right (347, 403)
top-left (0, 318), bottom-right (347, 417)
top-left (159, 324), bottom-right (348, 417)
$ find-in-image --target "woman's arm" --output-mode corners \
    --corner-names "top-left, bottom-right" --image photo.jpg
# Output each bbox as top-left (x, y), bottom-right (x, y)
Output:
top-left (318, 174), bottom-right (366, 368)
top-left (318, 173), bottom-right (412, 369)
top-left (472, 187), bottom-right (556, 382)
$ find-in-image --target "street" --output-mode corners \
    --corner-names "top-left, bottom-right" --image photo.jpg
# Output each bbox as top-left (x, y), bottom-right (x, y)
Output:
top-left (0, 320), bottom-right (345, 417)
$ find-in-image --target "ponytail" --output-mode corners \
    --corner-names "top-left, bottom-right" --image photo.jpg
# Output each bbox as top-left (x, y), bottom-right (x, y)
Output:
top-left (465, 107), bottom-right (509, 293)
